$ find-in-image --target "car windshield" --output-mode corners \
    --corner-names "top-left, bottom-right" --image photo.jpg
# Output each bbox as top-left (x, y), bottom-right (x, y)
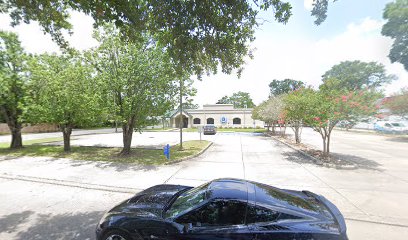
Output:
top-left (165, 183), bottom-right (209, 218)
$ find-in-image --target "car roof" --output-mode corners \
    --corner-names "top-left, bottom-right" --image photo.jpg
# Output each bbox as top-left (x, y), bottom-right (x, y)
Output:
top-left (207, 178), bottom-right (248, 201)
top-left (206, 178), bottom-right (320, 213)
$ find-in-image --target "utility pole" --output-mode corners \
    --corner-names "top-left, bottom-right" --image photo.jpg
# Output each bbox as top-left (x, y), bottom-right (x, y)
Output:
top-left (179, 79), bottom-right (183, 150)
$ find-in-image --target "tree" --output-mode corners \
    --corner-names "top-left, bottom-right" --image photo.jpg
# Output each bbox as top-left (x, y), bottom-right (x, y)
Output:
top-left (382, 0), bottom-right (408, 71)
top-left (89, 27), bottom-right (178, 155)
top-left (302, 88), bottom-right (380, 155)
top-left (383, 88), bottom-right (408, 117)
top-left (321, 61), bottom-right (396, 91)
top-left (0, 1), bottom-right (335, 76)
top-left (26, 53), bottom-right (104, 152)
top-left (216, 91), bottom-right (255, 108)
top-left (0, 31), bottom-right (27, 149)
top-left (252, 96), bottom-right (285, 134)
top-left (269, 79), bottom-right (305, 96)
top-left (283, 88), bottom-right (314, 143)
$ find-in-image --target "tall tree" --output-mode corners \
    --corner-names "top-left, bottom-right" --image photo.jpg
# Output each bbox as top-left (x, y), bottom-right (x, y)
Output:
top-left (321, 61), bottom-right (396, 91)
top-left (382, 0), bottom-right (408, 71)
top-left (216, 91), bottom-right (255, 108)
top-left (1, 1), bottom-right (334, 76)
top-left (89, 27), bottom-right (178, 155)
top-left (0, 31), bottom-right (27, 149)
top-left (269, 79), bottom-right (305, 96)
top-left (26, 53), bottom-right (104, 152)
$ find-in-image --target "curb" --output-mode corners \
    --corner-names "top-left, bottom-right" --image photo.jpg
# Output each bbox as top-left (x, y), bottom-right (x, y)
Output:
top-left (267, 134), bottom-right (357, 170)
top-left (164, 141), bottom-right (213, 165)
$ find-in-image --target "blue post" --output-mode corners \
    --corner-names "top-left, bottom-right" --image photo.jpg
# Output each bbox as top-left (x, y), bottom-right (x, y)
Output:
top-left (163, 144), bottom-right (170, 160)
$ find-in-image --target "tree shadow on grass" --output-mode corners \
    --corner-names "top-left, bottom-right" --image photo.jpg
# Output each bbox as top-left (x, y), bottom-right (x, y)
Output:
top-left (15, 211), bottom-right (103, 240)
top-left (0, 210), bottom-right (34, 234)
top-left (282, 151), bottom-right (382, 171)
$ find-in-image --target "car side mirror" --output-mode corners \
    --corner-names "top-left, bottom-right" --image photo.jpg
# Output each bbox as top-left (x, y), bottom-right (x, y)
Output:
top-left (183, 223), bottom-right (193, 233)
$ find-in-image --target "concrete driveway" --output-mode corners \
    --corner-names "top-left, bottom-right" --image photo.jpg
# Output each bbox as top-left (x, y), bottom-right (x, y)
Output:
top-left (1, 132), bottom-right (407, 239)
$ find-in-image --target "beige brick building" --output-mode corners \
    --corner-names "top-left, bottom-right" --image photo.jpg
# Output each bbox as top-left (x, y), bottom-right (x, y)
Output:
top-left (168, 104), bottom-right (264, 128)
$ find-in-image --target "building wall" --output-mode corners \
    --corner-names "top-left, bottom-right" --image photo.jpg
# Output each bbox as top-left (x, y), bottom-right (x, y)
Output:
top-left (169, 104), bottom-right (265, 128)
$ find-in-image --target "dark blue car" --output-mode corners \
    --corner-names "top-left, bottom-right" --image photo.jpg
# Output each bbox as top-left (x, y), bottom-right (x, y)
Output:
top-left (96, 178), bottom-right (348, 240)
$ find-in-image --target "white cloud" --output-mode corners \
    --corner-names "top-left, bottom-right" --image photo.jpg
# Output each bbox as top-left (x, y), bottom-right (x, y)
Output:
top-left (193, 17), bottom-right (408, 106)
top-left (0, 11), bottom-right (97, 54)
top-left (304, 0), bottom-right (315, 11)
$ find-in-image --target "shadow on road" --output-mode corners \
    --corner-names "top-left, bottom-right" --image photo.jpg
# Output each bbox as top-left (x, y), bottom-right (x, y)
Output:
top-left (14, 211), bottom-right (103, 240)
top-left (385, 136), bottom-right (408, 143)
top-left (0, 210), bottom-right (34, 233)
top-left (39, 157), bottom-right (159, 172)
top-left (282, 151), bottom-right (381, 171)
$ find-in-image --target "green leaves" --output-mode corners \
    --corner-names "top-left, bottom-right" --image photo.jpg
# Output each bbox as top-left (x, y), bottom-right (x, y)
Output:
top-left (382, 0), bottom-right (408, 71)
top-left (90, 27), bottom-right (178, 132)
top-left (321, 61), bottom-right (396, 91)
top-left (26, 53), bottom-right (105, 128)
top-left (269, 79), bottom-right (305, 97)
top-left (216, 91), bottom-right (255, 108)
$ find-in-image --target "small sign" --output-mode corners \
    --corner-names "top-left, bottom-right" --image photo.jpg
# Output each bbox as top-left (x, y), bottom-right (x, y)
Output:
top-left (163, 144), bottom-right (170, 160)
top-left (197, 126), bottom-right (203, 133)
top-left (221, 116), bottom-right (227, 124)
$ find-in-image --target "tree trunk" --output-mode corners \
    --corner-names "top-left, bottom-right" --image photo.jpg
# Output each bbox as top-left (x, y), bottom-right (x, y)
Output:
top-left (62, 126), bottom-right (72, 152)
top-left (10, 126), bottom-right (23, 149)
top-left (326, 134), bottom-right (331, 154)
top-left (322, 136), bottom-right (327, 155)
top-left (294, 127), bottom-right (301, 144)
top-left (120, 122), bottom-right (134, 156)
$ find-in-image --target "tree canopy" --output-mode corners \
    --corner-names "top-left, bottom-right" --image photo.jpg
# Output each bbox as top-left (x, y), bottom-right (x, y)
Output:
top-left (321, 61), bottom-right (396, 91)
top-left (1, 0), bottom-right (335, 77)
top-left (26, 53), bottom-right (104, 151)
top-left (0, 30), bottom-right (27, 148)
top-left (88, 26), bottom-right (178, 155)
top-left (269, 79), bottom-right (305, 96)
top-left (382, 0), bottom-right (408, 71)
top-left (217, 91), bottom-right (255, 108)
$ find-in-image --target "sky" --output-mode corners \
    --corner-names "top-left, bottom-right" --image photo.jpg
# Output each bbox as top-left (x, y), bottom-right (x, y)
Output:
top-left (0, 0), bottom-right (407, 107)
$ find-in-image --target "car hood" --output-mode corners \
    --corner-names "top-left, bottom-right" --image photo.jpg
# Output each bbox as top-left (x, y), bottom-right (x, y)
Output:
top-left (109, 184), bottom-right (192, 218)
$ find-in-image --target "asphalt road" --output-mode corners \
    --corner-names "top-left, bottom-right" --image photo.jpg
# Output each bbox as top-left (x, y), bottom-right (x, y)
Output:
top-left (1, 131), bottom-right (408, 239)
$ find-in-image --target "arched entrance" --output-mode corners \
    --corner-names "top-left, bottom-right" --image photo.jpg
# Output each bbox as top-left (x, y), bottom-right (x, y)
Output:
top-left (175, 114), bottom-right (189, 128)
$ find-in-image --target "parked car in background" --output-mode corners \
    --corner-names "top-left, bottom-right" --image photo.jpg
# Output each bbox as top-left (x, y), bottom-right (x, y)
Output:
top-left (96, 178), bottom-right (348, 240)
top-left (203, 125), bottom-right (217, 135)
top-left (374, 121), bottom-right (408, 134)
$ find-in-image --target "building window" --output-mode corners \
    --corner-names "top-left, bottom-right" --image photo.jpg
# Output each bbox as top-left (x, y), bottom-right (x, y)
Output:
top-left (193, 118), bottom-right (201, 124)
top-left (207, 118), bottom-right (214, 124)
top-left (233, 118), bottom-right (241, 125)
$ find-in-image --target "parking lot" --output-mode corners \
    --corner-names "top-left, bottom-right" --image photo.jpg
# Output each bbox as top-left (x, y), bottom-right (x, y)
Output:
top-left (1, 130), bottom-right (408, 239)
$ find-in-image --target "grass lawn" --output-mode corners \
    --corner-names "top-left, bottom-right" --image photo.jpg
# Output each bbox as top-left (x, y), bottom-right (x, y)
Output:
top-left (0, 137), bottom-right (64, 148)
top-left (144, 127), bottom-right (174, 132)
top-left (0, 140), bottom-right (211, 165)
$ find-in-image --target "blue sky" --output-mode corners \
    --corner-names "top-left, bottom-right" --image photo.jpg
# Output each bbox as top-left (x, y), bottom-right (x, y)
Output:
top-left (0, 0), bottom-right (406, 106)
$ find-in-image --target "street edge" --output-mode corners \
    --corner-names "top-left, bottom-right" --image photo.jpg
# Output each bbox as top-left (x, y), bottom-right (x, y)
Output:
top-left (165, 141), bottom-right (213, 165)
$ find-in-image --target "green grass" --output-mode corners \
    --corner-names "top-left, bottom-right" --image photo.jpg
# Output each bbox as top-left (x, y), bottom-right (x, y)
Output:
top-left (0, 140), bottom-right (211, 165)
top-left (0, 137), bottom-right (63, 148)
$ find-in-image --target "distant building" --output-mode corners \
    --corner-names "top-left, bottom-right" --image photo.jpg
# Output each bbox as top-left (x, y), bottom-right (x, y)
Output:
top-left (167, 104), bottom-right (264, 128)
